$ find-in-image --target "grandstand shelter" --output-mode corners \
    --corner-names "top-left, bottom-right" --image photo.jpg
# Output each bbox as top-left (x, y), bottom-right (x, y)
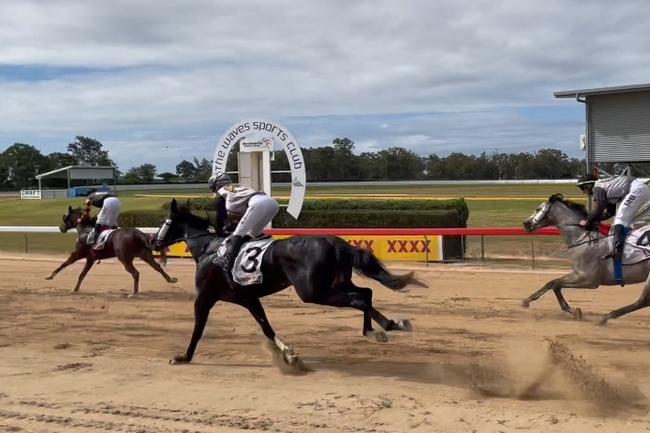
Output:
top-left (33, 165), bottom-right (116, 199)
top-left (555, 83), bottom-right (650, 172)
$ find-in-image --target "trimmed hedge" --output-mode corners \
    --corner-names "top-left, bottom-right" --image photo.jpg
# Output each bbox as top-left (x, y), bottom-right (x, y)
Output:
top-left (274, 208), bottom-right (462, 228)
top-left (147, 197), bottom-right (468, 229)
top-left (119, 210), bottom-right (168, 228)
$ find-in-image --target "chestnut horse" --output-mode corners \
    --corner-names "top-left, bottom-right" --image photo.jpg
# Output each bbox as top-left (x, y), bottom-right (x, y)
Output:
top-left (46, 206), bottom-right (177, 295)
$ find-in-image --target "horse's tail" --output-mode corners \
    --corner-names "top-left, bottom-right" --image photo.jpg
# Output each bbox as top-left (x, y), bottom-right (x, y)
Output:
top-left (350, 246), bottom-right (428, 290)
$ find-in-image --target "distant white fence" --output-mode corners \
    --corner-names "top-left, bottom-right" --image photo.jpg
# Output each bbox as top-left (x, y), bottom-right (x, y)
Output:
top-left (111, 179), bottom-right (582, 191)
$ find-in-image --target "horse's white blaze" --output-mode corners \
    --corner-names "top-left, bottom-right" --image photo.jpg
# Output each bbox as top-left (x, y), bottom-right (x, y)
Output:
top-left (157, 219), bottom-right (172, 241)
top-left (530, 202), bottom-right (550, 226)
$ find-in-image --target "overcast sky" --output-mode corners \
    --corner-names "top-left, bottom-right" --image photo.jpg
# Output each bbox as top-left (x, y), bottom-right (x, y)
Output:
top-left (1, 0), bottom-right (649, 172)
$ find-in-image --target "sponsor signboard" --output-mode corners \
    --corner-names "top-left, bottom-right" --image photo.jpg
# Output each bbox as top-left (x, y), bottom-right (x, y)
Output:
top-left (240, 137), bottom-right (274, 152)
top-left (158, 234), bottom-right (443, 262)
top-left (20, 190), bottom-right (42, 200)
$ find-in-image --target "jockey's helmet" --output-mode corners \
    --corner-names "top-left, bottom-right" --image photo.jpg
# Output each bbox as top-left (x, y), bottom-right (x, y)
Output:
top-left (576, 173), bottom-right (597, 191)
top-left (208, 173), bottom-right (232, 192)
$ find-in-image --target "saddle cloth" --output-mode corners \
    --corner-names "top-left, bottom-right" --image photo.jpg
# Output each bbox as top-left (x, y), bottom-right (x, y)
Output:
top-left (94, 229), bottom-right (117, 250)
top-left (230, 238), bottom-right (275, 286)
top-left (620, 225), bottom-right (650, 265)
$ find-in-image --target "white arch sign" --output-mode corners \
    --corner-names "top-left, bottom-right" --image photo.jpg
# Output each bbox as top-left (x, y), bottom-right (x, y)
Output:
top-left (213, 119), bottom-right (306, 219)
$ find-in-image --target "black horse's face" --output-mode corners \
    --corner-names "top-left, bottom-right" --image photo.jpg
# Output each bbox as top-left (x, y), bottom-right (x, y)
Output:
top-left (154, 199), bottom-right (186, 249)
top-left (60, 206), bottom-right (80, 233)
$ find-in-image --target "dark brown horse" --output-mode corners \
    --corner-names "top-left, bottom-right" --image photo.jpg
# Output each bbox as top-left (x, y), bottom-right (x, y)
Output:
top-left (46, 206), bottom-right (177, 295)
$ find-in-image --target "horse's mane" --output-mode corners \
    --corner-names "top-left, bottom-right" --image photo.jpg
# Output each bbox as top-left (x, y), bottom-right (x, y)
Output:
top-left (177, 205), bottom-right (212, 230)
top-left (549, 193), bottom-right (588, 217)
top-left (67, 206), bottom-right (96, 226)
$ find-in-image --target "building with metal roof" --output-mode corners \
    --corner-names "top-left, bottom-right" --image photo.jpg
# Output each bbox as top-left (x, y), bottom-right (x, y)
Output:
top-left (555, 83), bottom-right (650, 171)
top-left (31, 165), bottom-right (116, 199)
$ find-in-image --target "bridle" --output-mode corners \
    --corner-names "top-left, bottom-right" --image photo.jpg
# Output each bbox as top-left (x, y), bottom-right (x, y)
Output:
top-left (530, 202), bottom-right (552, 226)
top-left (530, 200), bottom-right (608, 249)
top-left (155, 216), bottom-right (214, 248)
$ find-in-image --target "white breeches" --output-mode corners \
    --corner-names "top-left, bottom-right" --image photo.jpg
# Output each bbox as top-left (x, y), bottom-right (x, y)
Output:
top-left (614, 180), bottom-right (650, 227)
top-left (96, 197), bottom-right (121, 227)
top-left (233, 194), bottom-right (279, 237)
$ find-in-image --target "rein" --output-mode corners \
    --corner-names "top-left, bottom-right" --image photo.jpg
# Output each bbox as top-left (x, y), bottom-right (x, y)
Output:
top-left (531, 199), bottom-right (611, 249)
top-left (163, 232), bottom-right (215, 247)
top-left (566, 229), bottom-right (611, 249)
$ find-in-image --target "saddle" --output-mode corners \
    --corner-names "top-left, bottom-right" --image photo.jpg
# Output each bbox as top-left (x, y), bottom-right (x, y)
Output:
top-left (93, 229), bottom-right (117, 250)
top-left (606, 225), bottom-right (650, 286)
top-left (203, 234), bottom-right (271, 257)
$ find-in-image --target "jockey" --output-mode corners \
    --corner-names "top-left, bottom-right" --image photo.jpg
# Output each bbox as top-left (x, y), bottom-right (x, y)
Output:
top-left (208, 173), bottom-right (279, 278)
top-left (577, 172), bottom-right (650, 259)
top-left (84, 189), bottom-right (121, 245)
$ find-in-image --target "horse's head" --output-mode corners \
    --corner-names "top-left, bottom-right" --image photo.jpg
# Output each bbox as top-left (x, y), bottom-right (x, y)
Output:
top-left (523, 194), bottom-right (587, 232)
top-left (60, 206), bottom-right (82, 233)
top-left (153, 199), bottom-right (211, 250)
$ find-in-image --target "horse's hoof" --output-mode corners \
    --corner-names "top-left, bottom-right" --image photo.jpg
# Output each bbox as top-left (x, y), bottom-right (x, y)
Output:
top-left (366, 330), bottom-right (388, 343)
top-left (396, 319), bottom-right (413, 332)
top-left (70, 289), bottom-right (79, 293)
top-left (168, 277), bottom-right (178, 284)
top-left (573, 308), bottom-right (583, 320)
top-left (45, 275), bottom-right (54, 280)
top-left (521, 299), bottom-right (531, 308)
top-left (128, 293), bottom-right (138, 298)
top-left (598, 317), bottom-right (609, 326)
top-left (283, 352), bottom-right (299, 366)
top-left (170, 355), bottom-right (189, 364)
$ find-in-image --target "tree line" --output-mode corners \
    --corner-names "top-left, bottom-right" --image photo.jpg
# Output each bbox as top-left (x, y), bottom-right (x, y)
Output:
top-left (1, 136), bottom-right (587, 190)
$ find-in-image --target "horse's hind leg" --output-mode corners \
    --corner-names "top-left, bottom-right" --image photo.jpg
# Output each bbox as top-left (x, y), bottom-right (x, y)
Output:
top-left (72, 257), bottom-right (95, 293)
top-left (600, 275), bottom-right (650, 325)
top-left (241, 298), bottom-right (276, 341)
top-left (171, 291), bottom-right (217, 364)
top-left (341, 285), bottom-right (406, 331)
top-left (239, 297), bottom-right (300, 364)
top-left (312, 285), bottom-right (387, 342)
top-left (369, 306), bottom-right (412, 332)
top-left (140, 249), bottom-right (178, 283)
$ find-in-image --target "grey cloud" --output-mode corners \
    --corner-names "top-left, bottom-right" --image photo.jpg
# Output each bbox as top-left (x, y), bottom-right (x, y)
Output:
top-left (0, 0), bottom-right (647, 170)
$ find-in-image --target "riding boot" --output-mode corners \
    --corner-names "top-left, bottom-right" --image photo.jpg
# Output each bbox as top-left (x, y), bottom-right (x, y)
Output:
top-left (602, 224), bottom-right (626, 260)
top-left (86, 224), bottom-right (102, 245)
top-left (215, 235), bottom-right (245, 283)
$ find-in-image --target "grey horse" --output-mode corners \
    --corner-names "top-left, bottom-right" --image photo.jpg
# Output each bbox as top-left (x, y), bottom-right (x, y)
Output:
top-left (521, 193), bottom-right (650, 325)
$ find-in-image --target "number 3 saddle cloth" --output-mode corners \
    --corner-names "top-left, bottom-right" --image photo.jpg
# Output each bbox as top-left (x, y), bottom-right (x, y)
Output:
top-left (230, 238), bottom-right (275, 286)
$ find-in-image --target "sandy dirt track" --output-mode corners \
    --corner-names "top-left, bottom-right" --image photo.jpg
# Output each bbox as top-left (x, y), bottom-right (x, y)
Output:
top-left (2, 254), bottom-right (650, 433)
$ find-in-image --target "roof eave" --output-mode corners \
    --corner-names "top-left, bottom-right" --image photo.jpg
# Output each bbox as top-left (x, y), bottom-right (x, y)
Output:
top-left (554, 83), bottom-right (650, 99)
top-left (35, 165), bottom-right (116, 179)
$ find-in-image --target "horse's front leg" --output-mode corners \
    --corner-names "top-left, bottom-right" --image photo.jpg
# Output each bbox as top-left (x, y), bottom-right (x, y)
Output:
top-left (45, 249), bottom-right (83, 280)
top-left (522, 272), bottom-right (597, 319)
top-left (171, 290), bottom-right (217, 364)
top-left (72, 257), bottom-right (95, 293)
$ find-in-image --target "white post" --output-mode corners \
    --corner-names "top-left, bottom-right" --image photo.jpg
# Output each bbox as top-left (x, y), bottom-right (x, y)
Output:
top-left (262, 151), bottom-right (272, 196)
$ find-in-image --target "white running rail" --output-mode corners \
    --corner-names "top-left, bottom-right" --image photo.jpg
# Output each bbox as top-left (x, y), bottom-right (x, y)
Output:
top-left (0, 226), bottom-right (158, 233)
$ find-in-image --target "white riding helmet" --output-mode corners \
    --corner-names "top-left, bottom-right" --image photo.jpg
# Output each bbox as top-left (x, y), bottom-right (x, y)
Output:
top-left (208, 172), bottom-right (232, 192)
